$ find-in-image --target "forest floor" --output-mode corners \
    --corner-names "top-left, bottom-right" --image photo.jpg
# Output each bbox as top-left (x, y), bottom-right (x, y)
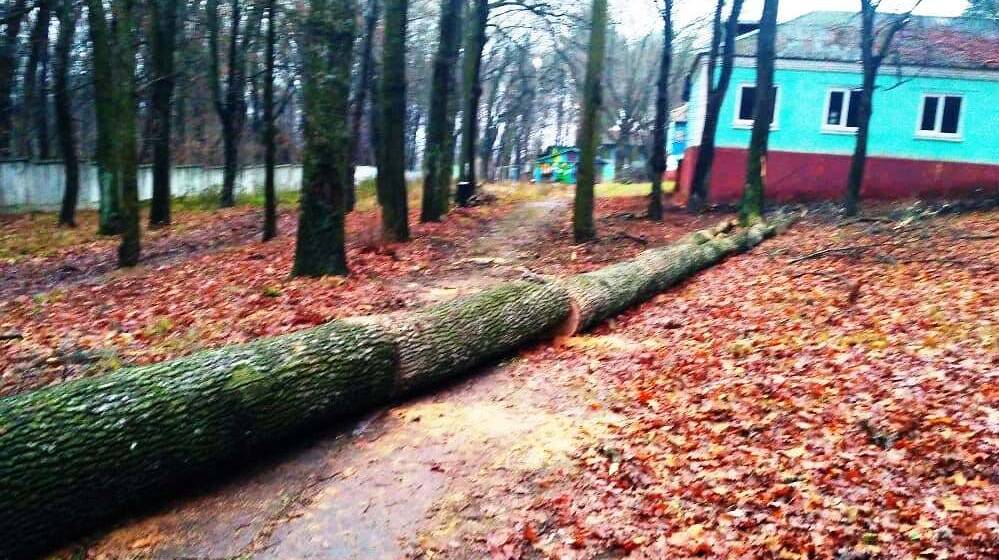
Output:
top-left (2, 188), bottom-right (997, 559)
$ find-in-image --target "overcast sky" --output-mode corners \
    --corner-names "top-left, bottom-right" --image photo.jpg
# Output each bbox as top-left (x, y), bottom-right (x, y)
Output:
top-left (611, 0), bottom-right (971, 39)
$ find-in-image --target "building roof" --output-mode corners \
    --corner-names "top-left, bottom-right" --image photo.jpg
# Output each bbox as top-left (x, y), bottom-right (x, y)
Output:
top-left (734, 11), bottom-right (999, 71)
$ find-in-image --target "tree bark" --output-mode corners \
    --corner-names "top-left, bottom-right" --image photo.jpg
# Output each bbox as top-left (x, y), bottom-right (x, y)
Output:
top-left (347, 0), bottom-right (379, 213)
top-left (55, 0), bottom-right (79, 227)
top-left (440, 76), bottom-right (459, 197)
top-left (455, 0), bottom-right (488, 206)
top-left (88, 0), bottom-right (122, 235)
top-left (376, 0), bottom-right (410, 242)
top-left (478, 62), bottom-right (504, 181)
top-left (573, 0), bottom-right (609, 243)
top-left (114, 0), bottom-right (140, 267)
top-left (739, 0), bottom-right (778, 226)
top-left (560, 220), bottom-right (779, 334)
top-left (23, 0), bottom-right (51, 159)
top-left (648, 0), bottom-right (672, 222)
top-left (0, 0), bottom-right (27, 157)
top-left (845, 2), bottom-right (911, 217)
top-left (292, 0), bottom-right (356, 277)
top-left (687, 0), bottom-right (744, 212)
top-left (149, 0), bottom-right (180, 226)
top-left (262, 0), bottom-right (277, 241)
top-left (421, 0), bottom-right (462, 222)
top-left (208, 0), bottom-right (247, 208)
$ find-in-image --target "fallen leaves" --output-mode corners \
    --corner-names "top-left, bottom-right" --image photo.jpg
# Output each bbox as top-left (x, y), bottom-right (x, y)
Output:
top-left (481, 210), bottom-right (998, 559)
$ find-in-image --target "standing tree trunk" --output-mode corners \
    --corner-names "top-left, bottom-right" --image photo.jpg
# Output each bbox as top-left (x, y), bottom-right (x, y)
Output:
top-left (347, 0), bottom-right (379, 213)
top-left (0, 0), bottom-right (28, 157)
top-left (262, 0), bottom-right (277, 240)
top-left (455, 0), bottom-right (487, 207)
top-left (403, 108), bottom-right (421, 170)
top-left (114, 0), bottom-right (140, 267)
top-left (55, 0), bottom-right (78, 227)
top-left (292, 0), bottom-right (356, 277)
top-left (648, 0), bottom-right (672, 222)
top-left (739, 0), bottom-right (778, 226)
top-left (440, 73), bottom-right (460, 198)
top-left (845, 1), bottom-right (912, 217)
top-left (687, 0), bottom-right (744, 211)
top-left (23, 0), bottom-right (51, 159)
top-left (421, 0), bottom-right (462, 222)
top-left (208, 0), bottom-right (247, 208)
top-left (478, 62), bottom-right (504, 182)
top-left (573, 0), bottom-right (609, 242)
top-left (376, 0), bottom-right (409, 242)
top-left (149, 0), bottom-right (180, 226)
top-left (88, 0), bottom-right (122, 235)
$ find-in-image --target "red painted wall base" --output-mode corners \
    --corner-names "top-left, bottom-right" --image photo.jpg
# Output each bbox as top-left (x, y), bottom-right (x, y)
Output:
top-left (676, 147), bottom-right (999, 205)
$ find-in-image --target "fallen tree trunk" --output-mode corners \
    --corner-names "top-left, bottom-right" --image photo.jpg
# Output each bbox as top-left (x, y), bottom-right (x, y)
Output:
top-left (0, 321), bottom-right (398, 559)
top-left (0, 215), bottom-right (794, 559)
top-left (559, 221), bottom-right (775, 334)
top-left (348, 280), bottom-right (571, 395)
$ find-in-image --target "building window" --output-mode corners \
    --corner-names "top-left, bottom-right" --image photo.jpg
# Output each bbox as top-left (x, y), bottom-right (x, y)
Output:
top-left (824, 89), bottom-right (861, 131)
top-left (734, 84), bottom-right (779, 128)
top-left (918, 94), bottom-right (963, 138)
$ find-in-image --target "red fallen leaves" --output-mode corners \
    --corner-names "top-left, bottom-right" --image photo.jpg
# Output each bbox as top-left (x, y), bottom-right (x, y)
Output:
top-left (485, 211), bottom-right (998, 559)
top-left (1, 205), bottom-right (293, 299)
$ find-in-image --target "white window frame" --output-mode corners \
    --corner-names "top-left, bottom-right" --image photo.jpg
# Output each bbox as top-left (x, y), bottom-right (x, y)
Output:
top-left (822, 88), bottom-right (862, 134)
top-left (915, 93), bottom-right (965, 141)
top-left (733, 83), bottom-right (780, 130)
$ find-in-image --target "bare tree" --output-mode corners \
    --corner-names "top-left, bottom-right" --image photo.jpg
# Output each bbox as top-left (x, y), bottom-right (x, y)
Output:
top-left (262, 0), bottom-right (277, 240)
top-left (844, 0), bottom-right (920, 216)
top-left (648, 0), bottom-right (672, 222)
top-left (293, 0), bottom-right (357, 277)
top-left (687, 0), bottom-right (744, 211)
top-left (738, 0), bottom-right (778, 226)
top-left (207, 0), bottom-right (249, 208)
top-left (55, 0), bottom-right (79, 226)
top-left (456, 0), bottom-right (489, 206)
top-left (0, 0), bottom-right (28, 157)
top-left (376, 0), bottom-right (410, 242)
top-left (573, 0), bottom-right (608, 242)
top-left (88, 0), bottom-right (123, 234)
top-left (348, 0), bottom-right (380, 213)
top-left (114, 0), bottom-right (140, 267)
top-left (421, 0), bottom-right (462, 221)
top-left (23, 0), bottom-right (52, 159)
top-left (149, 0), bottom-right (182, 226)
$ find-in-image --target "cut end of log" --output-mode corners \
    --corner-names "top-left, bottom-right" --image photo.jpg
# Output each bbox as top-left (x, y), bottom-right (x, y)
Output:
top-left (555, 297), bottom-right (583, 338)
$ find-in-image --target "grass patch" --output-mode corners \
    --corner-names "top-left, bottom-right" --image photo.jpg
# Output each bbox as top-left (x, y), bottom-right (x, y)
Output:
top-left (170, 186), bottom-right (301, 212)
top-left (0, 214), bottom-right (101, 261)
top-left (594, 182), bottom-right (675, 198)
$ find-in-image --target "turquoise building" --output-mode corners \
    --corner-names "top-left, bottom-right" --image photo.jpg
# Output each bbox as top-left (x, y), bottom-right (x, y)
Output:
top-left (678, 12), bottom-right (999, 204)
top-left (532, 146), bottom-right (612, 184)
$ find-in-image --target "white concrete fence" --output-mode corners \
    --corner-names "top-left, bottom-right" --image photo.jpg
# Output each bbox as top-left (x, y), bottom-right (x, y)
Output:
top-left (0, 160), bottom-right (418, 212)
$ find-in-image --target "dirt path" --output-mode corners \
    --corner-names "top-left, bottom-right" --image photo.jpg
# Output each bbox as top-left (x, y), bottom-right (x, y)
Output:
top-left (391, 197), bottom-right (570, 305)
top-left (64, 194), bottom-right (618, 559)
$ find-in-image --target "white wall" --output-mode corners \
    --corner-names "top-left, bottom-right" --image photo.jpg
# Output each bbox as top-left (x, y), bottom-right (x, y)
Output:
top-left (0, 161), bottom-right (416, 212)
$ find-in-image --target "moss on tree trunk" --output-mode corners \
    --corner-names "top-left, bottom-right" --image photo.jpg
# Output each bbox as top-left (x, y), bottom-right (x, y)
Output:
top-left (377, 0), bottom-right (411, 242)
top-left (421, 0), bottom-right (463, 222)
top-left (292, 0), bottom-right (356, 277)
top-left (573, 0), bottom-right (609, 242)
top-left (0, 321), bottom-right (397, 559)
